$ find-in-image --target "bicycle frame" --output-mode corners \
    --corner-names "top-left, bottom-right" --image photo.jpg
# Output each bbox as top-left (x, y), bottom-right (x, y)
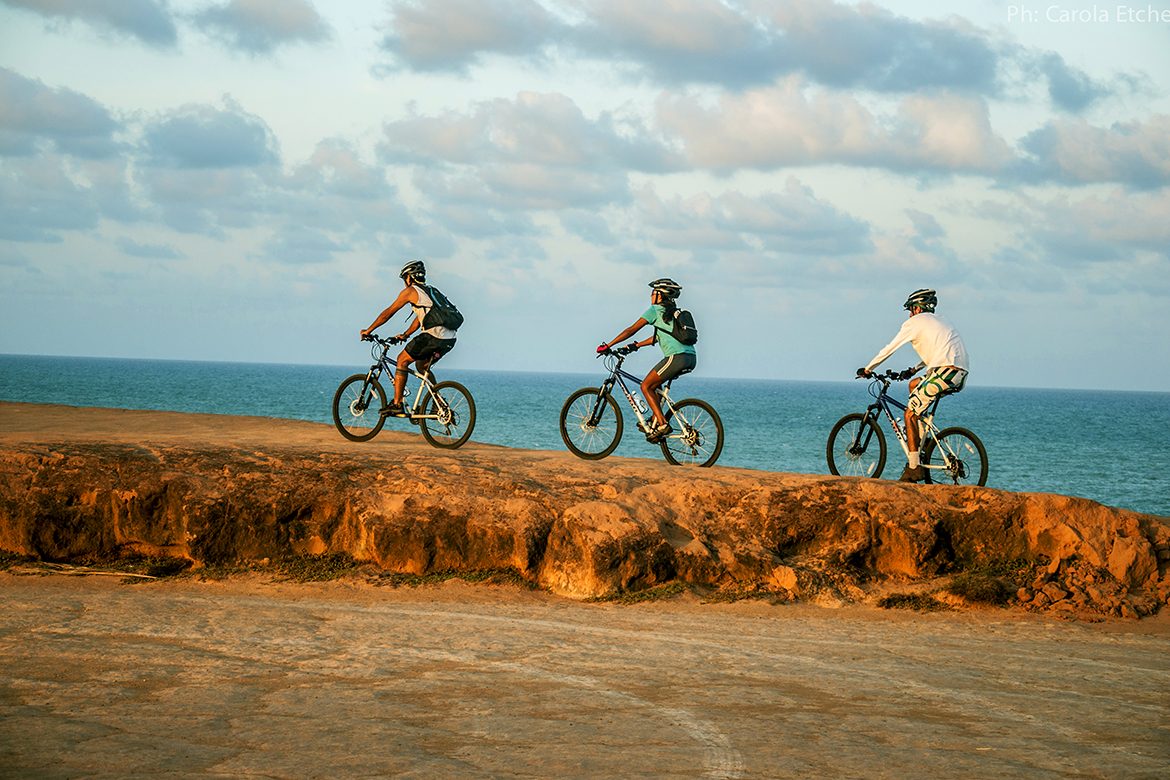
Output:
top-left (363, 339), bottom-right (447, 422)
top-left (858, 378), bottom-right (948, 473)
top-left (590, 354), bottom-right (677, 431)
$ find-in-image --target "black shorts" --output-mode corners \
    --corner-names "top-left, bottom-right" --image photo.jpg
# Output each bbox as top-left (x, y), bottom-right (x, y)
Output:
top-left (652, 352), bottom-right (696, 382)
top-left (405, 333), bottom-right (456, 363)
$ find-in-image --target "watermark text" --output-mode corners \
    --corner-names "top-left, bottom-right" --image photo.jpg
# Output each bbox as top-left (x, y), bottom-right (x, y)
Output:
top-left (1008, 4), bottom-right (1170, 23)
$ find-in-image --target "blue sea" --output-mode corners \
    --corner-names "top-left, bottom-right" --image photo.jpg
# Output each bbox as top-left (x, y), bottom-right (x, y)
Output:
top-left (1, 354), bottom-right (1167, 518)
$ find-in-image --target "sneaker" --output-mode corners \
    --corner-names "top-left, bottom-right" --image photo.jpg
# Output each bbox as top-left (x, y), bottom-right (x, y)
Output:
top-left (381, 402), bottom-right (408, 418)
top-left (899, 465), bottom-right (926, 483)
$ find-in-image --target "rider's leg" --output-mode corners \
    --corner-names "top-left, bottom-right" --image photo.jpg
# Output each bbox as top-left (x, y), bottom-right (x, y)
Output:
top-left (905, 378), bottom-right (922, 467)
top-left (642, 369), bottom-right (668, 427)
top-left (393, 350), bottom-right (414, 406)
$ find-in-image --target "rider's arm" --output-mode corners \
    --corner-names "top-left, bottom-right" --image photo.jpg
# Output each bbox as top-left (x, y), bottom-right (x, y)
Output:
top-left (361, 287), bottom-right (417, 337)
top-left (399, 318), bottom-right (420, 340)
top-left (863, 319), bottom-right (915, 373)
top-left (603, 318), bottom-right (650, 349)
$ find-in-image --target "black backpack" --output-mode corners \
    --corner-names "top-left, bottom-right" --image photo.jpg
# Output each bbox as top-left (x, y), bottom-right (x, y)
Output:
top-left (420, 285), bottom-right (464, 331)
top-left (656, 308), bottom-right (698, 346)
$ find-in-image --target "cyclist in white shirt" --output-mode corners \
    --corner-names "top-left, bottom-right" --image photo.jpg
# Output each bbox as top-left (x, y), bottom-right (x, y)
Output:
top-left (361, 260), bottom-right (458, 417)
top-left (858, 288), bottom-right (970, 483)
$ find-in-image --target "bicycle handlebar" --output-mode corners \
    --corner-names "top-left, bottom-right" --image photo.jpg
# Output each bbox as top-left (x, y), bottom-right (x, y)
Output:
top-left (596, 343), bottom-right (638, 358)
top-left (363, 333), bottom-right (403, 346)
top-left (857, 367), bottom-right (916, 382)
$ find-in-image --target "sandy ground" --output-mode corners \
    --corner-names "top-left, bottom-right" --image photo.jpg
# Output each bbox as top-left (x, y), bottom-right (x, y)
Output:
top-left (2, 574), bottom-right (1168, 779)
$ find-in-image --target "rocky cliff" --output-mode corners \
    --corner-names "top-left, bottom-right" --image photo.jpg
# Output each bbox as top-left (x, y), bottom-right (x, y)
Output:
top-left (2, 403), bottom-right (1168, 617)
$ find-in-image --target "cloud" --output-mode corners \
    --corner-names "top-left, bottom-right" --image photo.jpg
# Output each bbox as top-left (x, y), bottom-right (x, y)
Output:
top-left (656, 77), bottom-right (1014, 175)
top-left (746, 0), bottom-right (999, 93)
top-left (375, 0), bottom-right (1126, 111)
top-left (142, 98), bottom-right (280, 169)
top-left (1032, 190), bottom-right (1170, 264)
top-left (1017, 115), bottom-right (1170, 188)
top-left (1034, 52), bottom-right (1112, 113)
top-left (382, 91), bottom-right (680, 210)
top-left (192, 0), bottom-right (332, 55)
top-left (559, 210), bottom-right (617, 245)
top-left (634, 178), bottom-right (872, 257)
top-left (1, 0), bottom-right (178, 47)
top-left (379, 0), bottom-right (557, 72)
top-left (568, 0), bottom-right (775, 87)
top-left (0, 67), bottom-right (122, 158)
top-left (256, 224), bottom-right (346, 265)
top-left (116, 237), bottom-right (185, 259)
top-left (0, 154), bottom-right (101, 241)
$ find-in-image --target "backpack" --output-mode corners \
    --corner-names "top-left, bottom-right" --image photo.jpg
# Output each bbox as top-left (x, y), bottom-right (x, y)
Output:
top-left (419, 284), bottom-right (464, 331)
top-left (656, 308), bottom-right (698, 346)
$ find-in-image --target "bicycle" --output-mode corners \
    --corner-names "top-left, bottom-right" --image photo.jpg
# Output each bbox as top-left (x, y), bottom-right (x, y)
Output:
top-left (559, 345), bottom-right (724, 467)
top-left (331, 334), bottom-right (476, 449)
top-left (826, 369), bottom-right (988, 485)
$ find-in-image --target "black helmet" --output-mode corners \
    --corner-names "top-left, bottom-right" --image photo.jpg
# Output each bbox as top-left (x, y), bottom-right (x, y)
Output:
top-left (400, 260), bottom-right (426, 283)
top-left (903, 288), bottom-right (937, 313)
top-left (648, 277), bottom-right (682, 300)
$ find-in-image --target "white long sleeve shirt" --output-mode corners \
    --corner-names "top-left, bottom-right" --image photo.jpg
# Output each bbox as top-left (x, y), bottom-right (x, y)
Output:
top-left (865, 312), bottom-right (969, 373)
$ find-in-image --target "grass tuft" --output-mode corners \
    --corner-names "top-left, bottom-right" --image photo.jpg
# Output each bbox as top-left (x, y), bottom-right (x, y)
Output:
top-left (372, 567), bottom-right (534, 589)
top-left (589, 582), bottom-right (688, 605)
top-left (0, 550), bottom-right (33, 570)
top-left (877, 592), bottom-right (951, 611)
top-left (946, 573), bottom-right (1012, 605)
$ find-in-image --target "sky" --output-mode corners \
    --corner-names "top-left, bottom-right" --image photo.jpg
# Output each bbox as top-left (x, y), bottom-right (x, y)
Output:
top-left (1, 0), bottom-right (1168, 391)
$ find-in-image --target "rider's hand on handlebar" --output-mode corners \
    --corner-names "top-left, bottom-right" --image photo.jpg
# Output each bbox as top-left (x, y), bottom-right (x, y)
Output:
top-left (596, 342), bottom-right (610, 354)
top-left (856, 367), bottom-right (872, 379)
top-left (625, 342), bottom-right (639, 353)
top-left (897, 367), bottom-right (917, 381)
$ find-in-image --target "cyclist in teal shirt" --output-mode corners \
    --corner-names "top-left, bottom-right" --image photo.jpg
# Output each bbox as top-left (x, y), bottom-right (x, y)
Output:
top-left (597, 278), bottom-right (697, 441)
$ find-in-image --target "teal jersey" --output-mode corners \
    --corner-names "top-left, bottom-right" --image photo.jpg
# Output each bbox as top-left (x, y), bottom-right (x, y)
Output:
top-left (643, 305), bottom-right (697, 357)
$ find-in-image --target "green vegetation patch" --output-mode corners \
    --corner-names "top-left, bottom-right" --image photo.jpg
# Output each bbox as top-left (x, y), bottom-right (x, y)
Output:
top-left (589, 582), bottom-right (688, 605)
top-left (954, 557), bottom-right (1035, 587)
top-left (372, 567), bottom-right (534, 589)
top-left (877, 592), bottom-right (952, 612)
top-left (271, 552), bottom-right (366, 582)
top-left (700, 584), bottom-right (790, 605)
top-left (0, 550), bottom-right (34, 570)
top-left (946, 572), bottom-right (1013, 605)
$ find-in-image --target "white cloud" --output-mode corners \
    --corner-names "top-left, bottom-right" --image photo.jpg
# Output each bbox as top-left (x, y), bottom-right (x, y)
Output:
top-left (1018, 115), bottom-right (1170, 188)
top-left (0, 0), bottom-right (178, 47)
top-left (379, 0), bottom-right (556, 72)
top-left (142, 98), bottom-right (280, 169)
top-left (192, 0), bottom-right (333, 55)
top-left (656, 77), bottom-right (1014, 175)
top-left (634, 177), bottom-right (872, 257)
top-left (0, 67), bottom-right (122, 158)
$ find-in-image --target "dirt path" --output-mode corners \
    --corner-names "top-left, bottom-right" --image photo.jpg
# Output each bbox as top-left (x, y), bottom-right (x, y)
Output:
top-left (2, 575), bottom-right (1168, 778)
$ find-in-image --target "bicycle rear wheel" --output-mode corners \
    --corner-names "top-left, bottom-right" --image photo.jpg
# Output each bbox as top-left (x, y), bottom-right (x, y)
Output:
top-left (826, 412), bottom-right (886, 478)
top-left (922, 426), bottom-right (988, 486)
top-left (660, 398), bottom-right (724, 467)
top-left (332, 374), bottom-right (388, 442)
top-left (560, 388), bottom-right (623, 460)
top-left (419, 381), bottom-right (476, 449)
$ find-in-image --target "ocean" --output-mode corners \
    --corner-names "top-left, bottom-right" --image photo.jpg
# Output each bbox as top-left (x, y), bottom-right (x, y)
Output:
top-left (1, 354), bottom-right (1167, 518)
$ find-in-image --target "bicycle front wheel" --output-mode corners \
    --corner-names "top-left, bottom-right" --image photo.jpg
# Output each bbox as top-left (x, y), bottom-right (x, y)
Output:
top-left (560, 388), bottom-right (623, 460)
top-left (420, 381), bottom-right (476, 449)
top-left (332, 374), bottom-right (388, 442)
top-left (922, 427), bottom-right (988, 486)
top-left (826, 412), bottom-right (886, 478)
top-left (660, 399), bottom-right (724, 467)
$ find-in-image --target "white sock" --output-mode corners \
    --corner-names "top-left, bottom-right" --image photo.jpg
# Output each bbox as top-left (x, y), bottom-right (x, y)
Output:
top-left (908, 452), bottom-right (920, 469)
